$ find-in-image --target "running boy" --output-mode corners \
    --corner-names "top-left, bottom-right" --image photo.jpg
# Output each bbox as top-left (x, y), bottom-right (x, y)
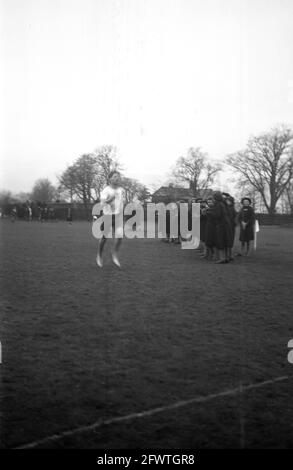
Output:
top-left (96, 170), bottom-right (124, 268)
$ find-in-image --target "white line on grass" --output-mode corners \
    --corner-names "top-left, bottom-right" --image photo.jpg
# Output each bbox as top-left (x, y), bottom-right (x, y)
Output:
top-left (15, 375), bottom-right (289, 449)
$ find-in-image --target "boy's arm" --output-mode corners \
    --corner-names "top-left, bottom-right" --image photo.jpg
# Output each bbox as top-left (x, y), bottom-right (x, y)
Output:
top-left (104, 194), bottom-right (115, 203)
top-left (100, 189), bottom-right (115, 205)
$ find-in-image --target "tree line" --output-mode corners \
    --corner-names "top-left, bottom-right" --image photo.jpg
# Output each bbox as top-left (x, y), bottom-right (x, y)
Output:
top-left (0, 145), bottom-right (151, 211)
top-left (1, 125), bottom-right (293, 215)
top-left (170, 124), bottom-right (293, 215)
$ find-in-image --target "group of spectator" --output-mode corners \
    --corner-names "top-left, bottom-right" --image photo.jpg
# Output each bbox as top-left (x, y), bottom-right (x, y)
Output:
top-left (165, 192), bottom-right (256, 263)
top-left (6, 203), bottom-right (56, 222)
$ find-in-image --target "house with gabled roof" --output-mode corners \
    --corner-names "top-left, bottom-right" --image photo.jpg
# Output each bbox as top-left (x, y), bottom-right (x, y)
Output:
top-left (152, 185), bottom-right (213, 204)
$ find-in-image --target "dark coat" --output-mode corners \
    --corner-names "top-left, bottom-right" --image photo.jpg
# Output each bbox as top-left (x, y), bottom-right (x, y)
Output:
top-left (238, 206), bottom-right (255, 242)
top-left (210, 201), bottom-right (234, 249)
top-left (205, 208), bottom-right (217, 247)
top-left (200, 210), bottom-right (207, 242)
top-left (226, 204), bottom-right (237, 246)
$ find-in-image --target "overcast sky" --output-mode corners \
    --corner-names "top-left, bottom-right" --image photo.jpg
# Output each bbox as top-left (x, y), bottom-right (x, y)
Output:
top-left (1, 0), bottom-right (293, 193)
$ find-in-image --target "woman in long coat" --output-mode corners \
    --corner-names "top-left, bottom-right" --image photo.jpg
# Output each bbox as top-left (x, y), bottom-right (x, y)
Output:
top-left (211, 191), bottom-right (233, 263)
top-left (223, 193), bottom-right (238, 261)
top-left (204, 197), bottom-right (217, 260)
top-left (238, 197), bottom-right (255, 256)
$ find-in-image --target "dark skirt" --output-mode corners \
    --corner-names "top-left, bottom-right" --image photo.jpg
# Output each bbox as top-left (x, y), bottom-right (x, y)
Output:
top-left (205, 217), bottom-right (216, 247)
top-left (214, 221), bottom-right (234, 249)
top-left (209, 202), bottom-right (233, 249)
top-left (200, 215), bottom-right (207, 242)
top-left (215, 223), bottom-right (225, 249)
top-left (239, 223), bottom-right (254, 242)
top-left (231, 225), bottom-right (236, 246)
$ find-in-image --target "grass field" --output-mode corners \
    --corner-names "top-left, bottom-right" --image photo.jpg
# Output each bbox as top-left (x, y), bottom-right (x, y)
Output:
top-left (0, 219), bottom-right (293, 449)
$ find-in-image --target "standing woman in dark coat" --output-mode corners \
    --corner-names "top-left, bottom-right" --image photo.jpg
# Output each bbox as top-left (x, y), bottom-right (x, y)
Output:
top-left (211, 191), bottom-right (233, 263)
top-left (238, 197), bottom-right (255, 256)
top-left (204, 196), bottom-right (217, 260)
top-left (199, 200), bottom-right (208, 257)
top-left (223, 194), bottom-right (237, 261)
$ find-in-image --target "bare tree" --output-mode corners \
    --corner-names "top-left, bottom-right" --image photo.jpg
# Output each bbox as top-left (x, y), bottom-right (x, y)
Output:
top-left (283, 181), bottom-right (293, 214)
top-left (0, 190), bottom-right (18, 215)
top-left (31, 178), bottom-right (57, 203)
top-left (93, 145), bottom-right (121, 191)
top-left (58, 146), bottom-right (121, 205)
top-left (172, 147), bottom-right (221, 197)
top-left (0, 190), bottom-right (14, 206)
top-left (57, 165), bottom-right (77, 202)
top-left (227, 126), bottom-right (293, 214)
top-left (120, 177), bottom-right (150, 204)
top-left (59, 155), bottom-right (96, 205)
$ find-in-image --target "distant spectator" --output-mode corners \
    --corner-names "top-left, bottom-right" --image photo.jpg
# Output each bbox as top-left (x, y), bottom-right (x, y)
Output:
top-left (238, 197), bottom-right (255, 256)
top-left (67, 208), bottom-right (73, 224)
top-left (11, 206), bottom-right (17, 222)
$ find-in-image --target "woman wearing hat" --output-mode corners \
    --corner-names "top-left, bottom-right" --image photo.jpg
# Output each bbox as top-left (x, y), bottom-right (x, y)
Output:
top-left (204, 196), bottom-right (217, 260)
top-left (224, 194), bottom-right (237, 261)
top-left (199, 200), bottom-right (208, 257)
top-left (211, 191), bottom-right (233, 263)
top-left (238, 197), bottom-right (255, 256)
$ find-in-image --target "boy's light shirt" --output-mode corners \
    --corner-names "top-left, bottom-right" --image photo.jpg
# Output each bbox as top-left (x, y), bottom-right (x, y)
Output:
top-left (100, 186), bottom-right (124, 215)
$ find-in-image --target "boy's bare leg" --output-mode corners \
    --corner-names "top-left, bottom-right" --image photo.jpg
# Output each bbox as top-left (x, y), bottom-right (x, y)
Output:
top-left (112, 237), bottom-right (122, 267)
top-left (245, 242), bottom-right (250, 256)
top-left (97, 236), bottom-right (107, 267)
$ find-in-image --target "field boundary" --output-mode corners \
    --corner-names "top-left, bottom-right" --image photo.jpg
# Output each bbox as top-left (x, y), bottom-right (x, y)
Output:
top-left (15, 375), bottom-right (289, 449)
